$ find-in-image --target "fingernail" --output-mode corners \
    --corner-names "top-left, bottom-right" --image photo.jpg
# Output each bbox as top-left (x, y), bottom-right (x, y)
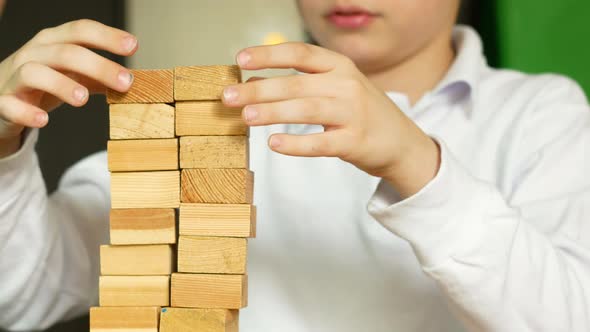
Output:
top-left (118, 71), bottom-right (134, 89)
top-left (36, 112), bottom-right (48, 126)
top-left (122, 35), bottom-right (138, 53)
top-left (244, 106), bottom-right (258, 122)
top-left (269, 136), bottom-right (281, 148)
top-left (237, 51), bottom-right (251, 67)
top-left (223, 87), bottom-right (238, 103)
top-left (73, 87), bottom-right (88, 103)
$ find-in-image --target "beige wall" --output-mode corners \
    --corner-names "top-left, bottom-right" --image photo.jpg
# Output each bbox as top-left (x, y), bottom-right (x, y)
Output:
top-left (126, 0), bottom-right (304, 72)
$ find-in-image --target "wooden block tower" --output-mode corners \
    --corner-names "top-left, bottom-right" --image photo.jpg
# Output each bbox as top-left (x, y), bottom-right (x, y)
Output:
top-left (90, 65), bottom-right (254, 332)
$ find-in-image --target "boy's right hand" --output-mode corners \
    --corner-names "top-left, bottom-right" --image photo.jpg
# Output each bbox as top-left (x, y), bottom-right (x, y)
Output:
top-left (0, 19), bottom-right (137, 157)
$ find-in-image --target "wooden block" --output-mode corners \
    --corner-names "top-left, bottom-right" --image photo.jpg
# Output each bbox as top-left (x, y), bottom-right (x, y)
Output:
top-left (100, 244), bottom-right (174, 275)
top-left (90, 306), bottom-right (160, 332)
top-left (107, 69), bottom-right (174, 104)
top-left (159, 308), bottom-right (238, 332)
top-left (179, 136), bottom-right (248, 169)
top-left (175, 101), bottom-right (247, 136)
top-left (181, 169), bottom-right (253, 204)
top-left (111, 171), bottom-right (180, 209)
top-left (110, 209), bottom-right (176, 245)
top-left (178, 236), bottom-right (247, 274)
top-left (99, 276), bottom-right (170, 307)
top-left (108, 139), bottom-right (178, 172)
top-left (179, 203), bottom-right (255, 238)
top-left (109, 103), bottom-right (175, 139)
top-left (171, 273), bottom-right (247, 309)
top-left (174, 65), bottom-right (241, 101)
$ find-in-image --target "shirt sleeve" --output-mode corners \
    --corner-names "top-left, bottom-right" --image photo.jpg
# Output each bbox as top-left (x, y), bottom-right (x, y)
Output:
top-left (0, 129), bottom-right (110, 331)
top-left (368, 77), bottom-right (590, 331)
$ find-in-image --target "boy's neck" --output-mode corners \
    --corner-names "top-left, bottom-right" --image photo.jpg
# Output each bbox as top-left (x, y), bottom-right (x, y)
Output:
top-left (364, 30), bottom-right (456, 105)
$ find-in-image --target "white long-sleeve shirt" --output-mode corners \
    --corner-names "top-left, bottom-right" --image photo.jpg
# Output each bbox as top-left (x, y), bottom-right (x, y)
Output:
top-left (1, 26), bottom-right (589, 332)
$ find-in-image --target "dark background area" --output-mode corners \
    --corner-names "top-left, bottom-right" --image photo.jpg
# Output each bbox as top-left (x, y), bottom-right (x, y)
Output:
top-left (0, 1), bottom-right (124, 331)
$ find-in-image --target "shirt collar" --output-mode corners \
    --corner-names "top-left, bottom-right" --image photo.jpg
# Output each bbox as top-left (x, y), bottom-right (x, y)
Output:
top-left (432, 25), bottom-right (486, 101)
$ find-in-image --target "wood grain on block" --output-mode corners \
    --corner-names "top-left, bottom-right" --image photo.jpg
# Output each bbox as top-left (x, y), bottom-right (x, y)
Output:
top-left (90, 306), bottom-right (160, 332)
top-left (107, 69), bottom-right (173, 104)
top-left (181, 169), bottom-right (253, 204)
top-left (174, 65), bottom-right (241, 101)
top-left (99, 276), bottom-right (170, 307)
top-left (159, 308), bottom-right (238, 332)
top-left (100, 244), bottom-right (174, 275)
top-left (179, 203), bottom-right (255, 238)
top-left (175, 101), bottom-right (247, 136)
top-left (111, 171), bottom-right (180, 209)
top-left (171, 273), bottom-right (247, 309)
top-left (110, 209), bottom-right (176, 245)
top-left (107, 139), bottom-right (178, 172)
top-left (109, 103), bottom-right (175, 139)
top-left (179, 136), bottom-right (248, 169)
top-left (178, 236), bottom-right (247, 274)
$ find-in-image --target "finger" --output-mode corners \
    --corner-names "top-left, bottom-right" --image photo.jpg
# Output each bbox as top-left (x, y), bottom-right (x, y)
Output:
top-left (13, 44), bottom-right (133, 92)
top-left (243, 98), bottom-right (347, 126)
top-left (29, 19), bottom-right (138, 56)
top-left (223, 73), bottom-right (338, 107)
top-left (267, 131), bottom-right (344, 157)
top-left (245, 76), bottom-right (266, 83)
top-left (236, 42), bottom-right (350, 73)
top-left (6, 62), bottom-right (89, 107)
top-left (0, 95), bottom-right (48, 129)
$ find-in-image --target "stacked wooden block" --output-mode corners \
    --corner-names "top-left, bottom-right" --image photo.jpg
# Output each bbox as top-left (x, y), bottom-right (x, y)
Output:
top-left (90, 66), bottom-right (255, 332)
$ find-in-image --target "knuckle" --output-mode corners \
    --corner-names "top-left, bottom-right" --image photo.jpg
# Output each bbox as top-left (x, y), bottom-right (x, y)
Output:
top-left (292, 43), bottom-right (313, 63)
top-left (54, 44), bottom-right (78, 60)
top-left (342, 56), bottom-right (357, 69)
top-left (311, 137), bottom-right (331, 155)
top-left (300, 99), bottom-right (319, 121)
top-left (32, 28), bottom-right (53, 43)
top-left (67, 19), bottom-right (96, 39)
top-left (343, 78), bottom-right (364, 95)
top-left (287, 76), bottom-right (305, 96)
top-left (17, 62), bottom-right (40, 83)
top-left (11, 48), bottom-right (32, 69)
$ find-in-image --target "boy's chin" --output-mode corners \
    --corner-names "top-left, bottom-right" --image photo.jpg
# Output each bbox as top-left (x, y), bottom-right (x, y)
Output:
top-left (325, 38), bottom-right (394, 70)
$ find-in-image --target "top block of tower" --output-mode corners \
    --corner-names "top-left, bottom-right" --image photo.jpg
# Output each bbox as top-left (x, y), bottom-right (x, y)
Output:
top-left (107, 69), bottom-right (174, 104)
top-left (174, 65), bottom-right (241, 101)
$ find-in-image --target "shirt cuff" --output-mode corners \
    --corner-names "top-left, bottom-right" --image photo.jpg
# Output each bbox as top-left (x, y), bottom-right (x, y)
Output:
top-left (367, 136), bottom-right (490, 268)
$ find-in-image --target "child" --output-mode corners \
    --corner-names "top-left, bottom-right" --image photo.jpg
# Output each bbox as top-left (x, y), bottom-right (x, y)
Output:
top-left (1, 1), bottom-right (589, 331)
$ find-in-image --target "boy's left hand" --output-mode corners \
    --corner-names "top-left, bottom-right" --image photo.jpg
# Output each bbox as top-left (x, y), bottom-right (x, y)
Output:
top-left (222, 42), bottom-right (440, 198)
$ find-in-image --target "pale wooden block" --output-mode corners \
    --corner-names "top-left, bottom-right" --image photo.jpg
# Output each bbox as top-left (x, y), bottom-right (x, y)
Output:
top-left (110, 209), bottom-right (176, 245)
top-left (159, 308), bottom-right (238, 332)
top-left (178, 236), bottom-right (247, 274)
top-left (171, 273), bottom-right (247, 309)
top-left (107, 139), bottom-right (178, 172)
top-left (90, 306), bottom-right (160, 332)
top-left (107, 69), bottom-right (174, 104)
top-left (100, 244), bottom-right (174, 276)
top-left (175, 101), bottom-right (247, 136)
top-left (179, 136), bottom-right (248, 169)
top-left (109, 103), bottom-right (175, 139)
top-left (179, 203), bottom-right (255, 238)
top-left (174, 65), bottom-right (241, 101)
top-left (99, 276), bottom-right (170, 307)
top-left (111, 171), bottom-right (180, 209)
top-left (181, 169), bottom-right (253, 204)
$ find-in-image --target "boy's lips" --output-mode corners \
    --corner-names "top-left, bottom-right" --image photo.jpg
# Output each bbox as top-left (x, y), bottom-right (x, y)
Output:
top-left (325, 6), bottom-right (379, 29)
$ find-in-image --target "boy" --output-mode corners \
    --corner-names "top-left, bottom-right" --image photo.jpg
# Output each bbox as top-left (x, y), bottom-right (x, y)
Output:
top-left (0, 1), bottom-right (588, 331)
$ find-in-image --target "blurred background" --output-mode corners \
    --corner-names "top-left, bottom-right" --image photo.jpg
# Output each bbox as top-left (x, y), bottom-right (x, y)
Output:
top-left (0, 0), bottom-right (588, 331)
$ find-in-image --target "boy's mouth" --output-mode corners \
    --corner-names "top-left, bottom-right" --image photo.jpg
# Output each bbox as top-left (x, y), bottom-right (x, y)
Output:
top-left (325, 6), bottom-right (379, 29)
